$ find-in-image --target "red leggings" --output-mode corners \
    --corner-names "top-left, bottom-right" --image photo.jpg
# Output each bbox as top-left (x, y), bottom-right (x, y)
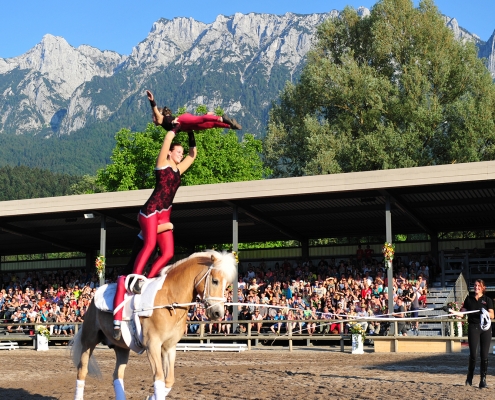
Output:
top-left (177, 113), bottom-right (230, 131)
top-left (134, 210), bottom-right (174, 278)
top-left (113, 210), bottom-right (174, 321)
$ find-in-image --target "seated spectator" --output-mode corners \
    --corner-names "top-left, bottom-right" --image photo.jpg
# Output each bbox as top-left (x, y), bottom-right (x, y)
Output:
top-left (219, 308), bottom-right (233, 335)
top-left (306, 306), bottom-right (318, 335)
top-left (46, 311), bottom-right (57, 335)
top-left (238, 306), bottom-right (252, 333)
top-left (318, 306), bottom-right (332, 334)
top-left (251, 308), bottom-right (264, 334)
top-left (188, 307), bottom-right (202, 334)
top-left (418, 288), bottom-right (427, 307)
top-left (356, 303), bottom-right (369, 333)
top-left (270, 310), bottom-right (285, 335)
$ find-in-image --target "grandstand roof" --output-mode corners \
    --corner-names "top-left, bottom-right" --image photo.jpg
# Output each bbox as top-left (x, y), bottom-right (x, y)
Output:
top-left (1, 161), bottom-right (494, 256)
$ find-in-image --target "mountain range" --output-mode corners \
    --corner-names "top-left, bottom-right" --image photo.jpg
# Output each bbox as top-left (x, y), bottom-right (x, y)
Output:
top-left (0, 8), bottom-right (494, 175)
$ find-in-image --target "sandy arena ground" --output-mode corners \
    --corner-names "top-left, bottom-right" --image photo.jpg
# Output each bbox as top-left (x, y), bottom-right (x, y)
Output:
top-left (0, 345), bottom-right (493, 399)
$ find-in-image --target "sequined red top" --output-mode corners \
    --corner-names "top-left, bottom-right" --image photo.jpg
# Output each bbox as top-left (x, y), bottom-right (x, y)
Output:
top-left (140, 166), bottom-right (181, 217)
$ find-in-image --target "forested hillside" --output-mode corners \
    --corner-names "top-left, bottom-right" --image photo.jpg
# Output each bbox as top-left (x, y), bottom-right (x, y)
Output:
top-left (0, 165), bottom-right (80, 200)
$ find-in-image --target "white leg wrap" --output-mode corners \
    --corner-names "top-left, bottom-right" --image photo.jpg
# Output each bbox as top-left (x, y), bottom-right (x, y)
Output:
top-left (151, 380), bottom-right (171, 399)
top-left (113, 378), bottom-right (126, 400)
top-left (74, 379), bottom-right (85, 400)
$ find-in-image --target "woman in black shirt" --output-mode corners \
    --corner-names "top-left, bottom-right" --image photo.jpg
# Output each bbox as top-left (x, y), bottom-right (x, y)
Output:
top-left (459, 279), bottom-right (494, 388)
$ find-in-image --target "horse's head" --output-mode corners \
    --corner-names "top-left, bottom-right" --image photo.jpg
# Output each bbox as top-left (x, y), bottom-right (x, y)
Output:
top-left (195, 251), bottom-right (237, 321)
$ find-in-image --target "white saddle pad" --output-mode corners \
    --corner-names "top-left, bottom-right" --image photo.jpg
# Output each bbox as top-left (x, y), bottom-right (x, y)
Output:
top-left (94, 274), bottom-right (167, 353)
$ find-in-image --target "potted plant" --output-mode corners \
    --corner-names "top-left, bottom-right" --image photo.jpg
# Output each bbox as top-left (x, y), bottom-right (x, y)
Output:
top-left (35, 325), bottom-right (50, 351)
top-left (349, 323), bottom-right (366, 354)
top-left (448, 301), bottom-right (466, 337)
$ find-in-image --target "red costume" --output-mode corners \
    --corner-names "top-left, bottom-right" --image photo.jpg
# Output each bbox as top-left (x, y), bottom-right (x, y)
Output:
top-left (161, 113), bottom-right (230, 132)
top-left (113, 166), bottom-right (181, 322)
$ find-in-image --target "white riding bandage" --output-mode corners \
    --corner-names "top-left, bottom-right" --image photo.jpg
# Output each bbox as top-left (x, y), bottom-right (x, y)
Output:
top-left (74, 379), bottom-right (85, 400)
top-left (113, 378), bottom-right (125, 400)
top-left (481, 308), bottom-right (491, 331)
top-left (151, 380), bottom-right (171, 399)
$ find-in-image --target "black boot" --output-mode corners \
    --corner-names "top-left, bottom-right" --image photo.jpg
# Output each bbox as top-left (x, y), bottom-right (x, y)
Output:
top-left (479, 359), bottom-right (488, 389)
top-left (131, 279), bottom-right (144, 294)
top-left (113, 321), bottom-right (122, 341)
top-left (466, 356), bottom-right (475, 386)
top-left (222, 114), bottom-right (242, 130)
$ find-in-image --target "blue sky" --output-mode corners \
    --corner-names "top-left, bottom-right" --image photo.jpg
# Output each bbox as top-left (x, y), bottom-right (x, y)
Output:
top-left (1, 1), bottom-right (494, 58)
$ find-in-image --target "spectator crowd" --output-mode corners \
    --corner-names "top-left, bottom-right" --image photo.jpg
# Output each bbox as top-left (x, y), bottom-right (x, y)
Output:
top-left (0, 270), bottom-right (98, 336)
top-left (1, 249), bottom-right (436, 338)
top-left (185, 251), bottom-right (435, 337)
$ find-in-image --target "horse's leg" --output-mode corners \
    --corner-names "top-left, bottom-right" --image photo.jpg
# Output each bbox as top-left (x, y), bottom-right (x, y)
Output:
top-left (163, 345), bottom-right (177, 395)
top-left (73, 309), bottom-right (101, 400)
top-left (146, 339), bottom-right (171, 399)
top-left (113, 346), bottom-right (130, 400)
top-left (75, 343), bottom-right (97, 399)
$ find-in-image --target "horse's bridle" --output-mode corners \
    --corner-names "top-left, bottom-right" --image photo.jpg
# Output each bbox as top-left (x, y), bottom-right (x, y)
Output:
top-left (194, 265), bottom-right (227, 310)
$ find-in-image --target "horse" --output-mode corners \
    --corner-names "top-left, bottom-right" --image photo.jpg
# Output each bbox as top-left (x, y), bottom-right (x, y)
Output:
top-left (70, 250), bottom-right (237, 400)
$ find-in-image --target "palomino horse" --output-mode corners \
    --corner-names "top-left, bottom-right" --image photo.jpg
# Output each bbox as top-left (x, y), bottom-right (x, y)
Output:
top-left (71, 250), bottom-right (237, 400)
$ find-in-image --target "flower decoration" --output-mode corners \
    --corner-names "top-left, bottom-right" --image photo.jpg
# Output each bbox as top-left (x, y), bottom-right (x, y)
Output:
top-left (232, 251), bottom-right (239, 264)
top-left (95, 255), bottom-right (105, 279)
top-left (447, 301), bottom-right (461, 313)
top-left (349, 323), bottom-right (367, 341)
top-left (382, 242), bottom-right (395, 267)
top-left (36, 325), bottom-right (50, 340)
top-left (447, 301), bottom-right (467, 336)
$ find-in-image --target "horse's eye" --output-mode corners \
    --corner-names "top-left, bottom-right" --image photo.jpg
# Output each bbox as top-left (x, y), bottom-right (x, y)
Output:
top-left (212, 278), bottom-right (219, 286)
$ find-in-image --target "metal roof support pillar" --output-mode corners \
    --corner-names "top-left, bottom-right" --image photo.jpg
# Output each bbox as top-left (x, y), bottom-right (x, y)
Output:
top-left (86, 252), bottom-right (93, 275)
top-left (232, 205), bottom-right (239, 334)
top-left (430, 234), bottom-right (439, 284)
top-left (385, 196), bottom-right (394, 334)
top-left (440, 251), bottom-right (445, 287)
top-left (99, 215), bottom-right (106, 287)
top-left (301, 240), bottom-right (309, 260)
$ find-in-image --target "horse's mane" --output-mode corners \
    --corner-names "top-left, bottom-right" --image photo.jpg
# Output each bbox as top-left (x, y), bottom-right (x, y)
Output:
top-left (160, 250), bottom-right (237, 283)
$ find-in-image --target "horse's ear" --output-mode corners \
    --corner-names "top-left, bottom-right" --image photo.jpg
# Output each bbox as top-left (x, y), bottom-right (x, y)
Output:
top-left (211, 254), bottom-right (217, 263)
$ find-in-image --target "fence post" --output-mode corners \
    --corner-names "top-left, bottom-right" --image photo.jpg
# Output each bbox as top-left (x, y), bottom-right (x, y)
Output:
top-left (288, 321), bottom-right (293, 352)
top-left (199, 323), bottom-right (205, 344)
top-left (340, 322), bottom-right (344, 352)
top-left (247, 321), bottom-right (252, 351)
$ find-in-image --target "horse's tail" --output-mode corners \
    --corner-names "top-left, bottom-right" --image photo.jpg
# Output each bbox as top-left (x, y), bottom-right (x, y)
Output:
top-left (69, 324), bottom-right (102, 378)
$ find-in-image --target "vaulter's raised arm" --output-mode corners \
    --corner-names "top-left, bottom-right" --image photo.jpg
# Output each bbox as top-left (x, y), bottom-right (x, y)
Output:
top-left (147, 90), bottom-right (164, 125)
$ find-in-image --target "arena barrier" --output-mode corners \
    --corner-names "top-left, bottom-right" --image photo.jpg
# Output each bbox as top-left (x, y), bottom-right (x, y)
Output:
top-left (0, 341), bottom-right (19, 351)
top-left (1, 319), bottom-right (493, 353)
top-left (176, 343), bottom-right (247, 352)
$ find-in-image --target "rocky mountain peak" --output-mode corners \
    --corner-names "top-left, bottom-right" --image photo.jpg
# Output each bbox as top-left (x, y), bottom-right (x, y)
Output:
top-left (0, 9), bottom-right (494, 140)
top-left (443, 16), bottom-right (481, 43)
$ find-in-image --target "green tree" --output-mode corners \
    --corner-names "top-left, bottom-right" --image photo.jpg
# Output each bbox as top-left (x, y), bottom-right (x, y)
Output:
top-left (69, 175), bottom-right (106, 195)
top-left (263, 0), bottom-right (495, 177)
top-left (97, 119), bottom-right (270, 191)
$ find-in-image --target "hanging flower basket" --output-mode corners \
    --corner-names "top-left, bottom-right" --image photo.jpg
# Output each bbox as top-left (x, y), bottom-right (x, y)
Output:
top-left (382, 242), bottom-right (395, 268)
top-left (95, 255), bottom-right (105, 279)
